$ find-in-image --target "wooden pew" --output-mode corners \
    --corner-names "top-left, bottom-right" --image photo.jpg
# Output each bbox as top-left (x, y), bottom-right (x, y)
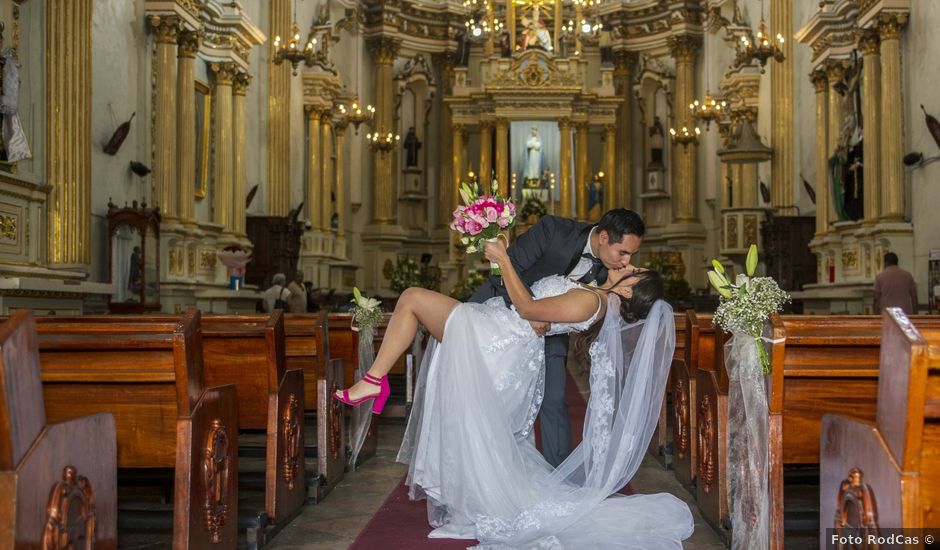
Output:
top-left (696, 314), bottom-right (940, 548)
top-left (648, 312), bottom-right (687, 467)
top-left (820, 310), bottom-right (940, 547)
top-left (283, 312), bottom-right (346, 500)
top-left (670, 312), bottom-right (717, 492)
top-left (0, 311), bottom-right (118, 549)
top-left (32, 310), bottom-right (239, 548)
top-left (200, 312), bottom-right (306, 529)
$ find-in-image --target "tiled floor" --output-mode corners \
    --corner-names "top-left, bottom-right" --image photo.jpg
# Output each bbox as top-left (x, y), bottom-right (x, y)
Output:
top-left (268, 366), bottom-right (728, 549)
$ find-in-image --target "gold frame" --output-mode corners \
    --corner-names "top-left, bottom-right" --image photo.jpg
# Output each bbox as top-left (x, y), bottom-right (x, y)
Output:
top-left (195, 79), bottom-right (211, 199)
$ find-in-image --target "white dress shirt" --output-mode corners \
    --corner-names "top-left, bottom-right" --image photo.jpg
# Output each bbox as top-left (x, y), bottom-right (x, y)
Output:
top-left (567, 227), bottom-right (597, 280)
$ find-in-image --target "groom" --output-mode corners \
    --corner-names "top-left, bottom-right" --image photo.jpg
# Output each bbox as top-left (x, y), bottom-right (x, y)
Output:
top-left (469, 208), bottom-right (645, 466)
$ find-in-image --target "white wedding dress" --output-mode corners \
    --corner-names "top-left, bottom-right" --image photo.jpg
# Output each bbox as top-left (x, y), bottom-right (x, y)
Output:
top-left (398, 275), bottom-right (694, 549)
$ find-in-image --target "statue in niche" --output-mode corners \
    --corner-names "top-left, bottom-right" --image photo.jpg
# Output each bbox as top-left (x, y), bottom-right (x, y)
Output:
top-left (648, 116), bottom-right (665, 169)
top-left (829, 59), bottom-right (864, 222)
top-left (524, 126), bottom-right (542, 182)
top-left (520, 5), bottom-right (553, 53)
top-left (403, 126), bottom-right (422, 167)
top-left (588, 173), bottom-right (604, 219)
top-left (128, 246), bottom-right (142, 296)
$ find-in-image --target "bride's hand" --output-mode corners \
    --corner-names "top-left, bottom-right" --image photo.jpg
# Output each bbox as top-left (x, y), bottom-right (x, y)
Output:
top-left (483, 237), bottom-right (509, 265)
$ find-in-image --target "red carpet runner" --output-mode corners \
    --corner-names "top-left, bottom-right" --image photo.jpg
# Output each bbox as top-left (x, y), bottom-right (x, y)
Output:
top-left (350, 369), bottom-right (632, 549)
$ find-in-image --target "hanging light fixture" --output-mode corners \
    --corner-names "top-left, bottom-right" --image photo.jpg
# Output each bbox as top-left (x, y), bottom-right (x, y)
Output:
top-left (336, 25), bottom-right (375, 134)
top-left (738, 2), bottom-right (785, 73)
top-left (272, 0), bottom-right (317, 76)
top-left (669, 125), bottom-right (702, 147)
top-left (690, 92), bottom-right (728, 129)
top-left (366, 130), bottom-right (400, 153)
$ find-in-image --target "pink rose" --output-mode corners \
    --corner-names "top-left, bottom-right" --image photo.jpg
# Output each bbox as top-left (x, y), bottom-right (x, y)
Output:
top-left (485, 207), bottom-right (499, 223)
top-left (464, 219), bottom-right (483, 234)
top-left (497, 216), bottom-right (510, 228)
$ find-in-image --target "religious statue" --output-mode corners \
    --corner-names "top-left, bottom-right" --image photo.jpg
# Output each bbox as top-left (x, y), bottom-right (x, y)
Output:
top-left (588, 173), bottom-right (604, 220)
top-left (829, 60), bottom-right (864, 222)
top-left (649, 116), bottom-right (665, 169)
top-left (128, 246), bottom-right (142, 295)
top-left (520, 6), bottom-right (553, 53)
top-left (524, 126), bottom-right (542, 182)
top-left (403, 127), bottom-right (422, 167)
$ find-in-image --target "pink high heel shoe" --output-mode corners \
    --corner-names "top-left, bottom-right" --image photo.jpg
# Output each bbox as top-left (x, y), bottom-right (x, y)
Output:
top-left (332, 373), bottom-right (390, 415)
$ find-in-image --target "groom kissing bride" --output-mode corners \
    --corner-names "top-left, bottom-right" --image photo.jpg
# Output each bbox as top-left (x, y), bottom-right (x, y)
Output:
top-left (335, 208), bottom-right (694, 548)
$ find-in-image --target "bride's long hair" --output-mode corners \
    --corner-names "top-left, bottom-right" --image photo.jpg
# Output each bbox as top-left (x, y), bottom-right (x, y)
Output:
top-left (572, 269), bottom-right (664, 364)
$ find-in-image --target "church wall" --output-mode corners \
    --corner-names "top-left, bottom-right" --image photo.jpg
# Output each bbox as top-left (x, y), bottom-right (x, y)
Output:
top-left (243, 0), bottom-right (266, 218)
top-left (791, 0), bottom-right (819, 218)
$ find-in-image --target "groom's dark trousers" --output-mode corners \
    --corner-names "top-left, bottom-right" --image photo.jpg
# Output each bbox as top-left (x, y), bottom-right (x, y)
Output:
top-left (469, 215), bottom-right (593, 467)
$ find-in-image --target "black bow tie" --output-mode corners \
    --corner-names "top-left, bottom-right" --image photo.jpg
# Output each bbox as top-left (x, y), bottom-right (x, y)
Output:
top-left (577, 253), bottom-right (607, 284)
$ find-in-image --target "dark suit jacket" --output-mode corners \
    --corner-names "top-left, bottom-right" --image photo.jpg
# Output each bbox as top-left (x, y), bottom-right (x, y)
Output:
top-left (469, 215), bottom-right (594, 305)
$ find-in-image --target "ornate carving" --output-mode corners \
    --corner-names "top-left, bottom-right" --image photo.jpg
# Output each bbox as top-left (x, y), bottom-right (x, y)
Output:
top-left (857, 28), bottom-right (881, 56)
top-left (199, 250), bottom-right (217, 270)
top-left (396, 53), bottom-right (434, 85)
top-left (0, 214), bottom-right (16, 241)
top-left (329, 380), bottom-right (342, 460)
top-left (211, 62), bottom-right (239, 86)
top-left (489, 51), bottom-right (581, 89)
top-left (42, 466), bottom-right (96, 550)
top-left (366, 36), bottom-right (401, 65)
top-left (202, 419), bottom-right (231, 544)
top-left (149, 15), bottom-right (181, 44)
top-left (743, 215), bottom-right (758, 247)
top-left (865, 247), bottom-right (872, 279)
top-left (826, 60), bottom-right (847, 83)
top-left (727, 215), bottom-right (739, 249)
top-left (811, 69), bottom-right (829, 93)
top-left (673, 377), bottom-right (689, 459)
top-left (178, 30), bottom-right (201, 58)
top-left (698, 395), bottom-right (715, 494)
top-left (842, 249), bottom-right (859, 271)
top-left (877, 13), bottom-right (908, 41)
top-left (834, 469), bottom-right (880, 541)
top-left (282, 393), bottom-right (302, 490)
top-left (188, 249), bottom-right (196, 273)
top-left (233, 72), bottom-right (251, 96)
top-left (669, 34), bottom-right (702, 63)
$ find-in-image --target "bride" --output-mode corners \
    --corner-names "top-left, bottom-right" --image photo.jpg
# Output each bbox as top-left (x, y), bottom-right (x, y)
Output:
top-left (335, 239), bottom-right (694, 548)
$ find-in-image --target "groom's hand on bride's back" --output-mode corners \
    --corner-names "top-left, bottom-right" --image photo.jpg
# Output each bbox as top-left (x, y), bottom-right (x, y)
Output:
top-left (528, 320), bottom-right (551, 337)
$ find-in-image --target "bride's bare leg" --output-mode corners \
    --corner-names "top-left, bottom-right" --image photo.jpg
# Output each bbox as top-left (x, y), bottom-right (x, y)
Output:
top-left (337, 287), bottom-right (459, 401)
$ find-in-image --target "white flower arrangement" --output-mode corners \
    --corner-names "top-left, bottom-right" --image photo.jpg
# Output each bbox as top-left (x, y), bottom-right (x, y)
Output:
top-left (351, 287), bottom-right (382, 330)
top-left (707, 244), bottom-right (790, 373)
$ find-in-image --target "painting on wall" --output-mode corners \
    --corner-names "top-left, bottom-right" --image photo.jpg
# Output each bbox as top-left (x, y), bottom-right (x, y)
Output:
top-left (195, 80), bottom-right (211, 199)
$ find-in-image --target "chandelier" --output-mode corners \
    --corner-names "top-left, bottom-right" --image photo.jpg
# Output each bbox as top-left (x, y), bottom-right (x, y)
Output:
top-left (366, 130), bottom-right (400, 153)
top-left (739, 18), bottom-right (785, 73)
top-left (337, 99), bottom-right (375, 133)
top-left (689, 91), bottom-right (728, 129)
top-left (669, 125), bottom-right (701, 147)
top-left (464, 0), bottom-right (503, 38)
top-left (273, 20), bottom-right (317, 76)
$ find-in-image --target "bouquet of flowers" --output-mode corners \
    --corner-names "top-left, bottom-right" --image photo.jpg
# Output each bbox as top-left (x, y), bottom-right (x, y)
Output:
top-left (350, 287), bottom-right (382, 330)
top-left (707, 244), bottom-right (790, 373)
top-left (450, 179), bottom-right (516, 275)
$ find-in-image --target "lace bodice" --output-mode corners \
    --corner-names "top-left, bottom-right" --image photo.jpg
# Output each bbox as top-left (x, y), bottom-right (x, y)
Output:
top-left (529, 275), bottom-right (604, 335)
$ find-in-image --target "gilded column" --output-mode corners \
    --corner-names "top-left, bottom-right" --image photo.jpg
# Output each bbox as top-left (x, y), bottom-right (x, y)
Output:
top-left (613, 51), bottom-right (636, 209)
top-left (176, 30), bottom-right (199, 225)
top-left (811, 69), bottom-right (830, 235)
top-left (305, 107), bottom-right (322, 230)
top-left (433, 52), bottom-right (456, 229)
top-left (46, 0), bottom-right (92, 267)
top-left (211, 62), bottom-right (237, 231)
top-left (558, 118), bottom-right (573, 218)
top-left (575, 122), bottom-right (589, 220)
top-left (368, 36), bottom-right (401, 224)
top-left (452, 123), bottom-right (465, 210)
top-left (268, 0), bottom-right (291, 216)
top-left (770, 0), bottom-right (793, 211)
top-left (320, 113), bottom-right (334, 230)
top-left (670, 35), bottom-right (701, 223)
top-left (858, 29), bottom-right (882, 224)
top-left (150, 15), bottom-right (180, 220)
top-left (494, 118), bottom-right (510, 195)
top-left (827, 61), bottom-right (846, 224)
top-left (742, 163), bottom-right (759, 207)
top-left (335, 123), bottom-right (348, 237)
top-left (878, 14), bottom-right (908, 222)
top-left (479, 120), bottom-right (493, 185)
top-left (603, 124), bottom-right (616, 212)
top-left (232, 72), bottom-right (250, 237)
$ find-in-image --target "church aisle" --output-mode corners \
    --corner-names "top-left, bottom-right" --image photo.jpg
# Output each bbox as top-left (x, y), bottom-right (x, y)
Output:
top-left (267, 363), bottom-right (728, 549)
